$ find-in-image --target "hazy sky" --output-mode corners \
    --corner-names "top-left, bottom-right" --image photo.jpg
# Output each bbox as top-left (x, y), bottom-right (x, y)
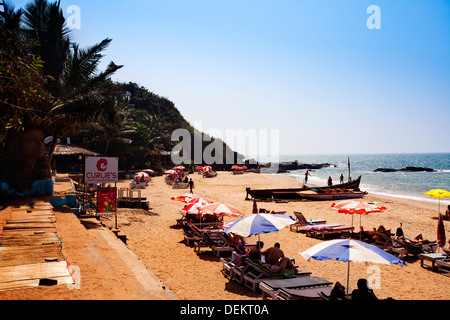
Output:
top-left (11, 0), bottom-right (450, 157)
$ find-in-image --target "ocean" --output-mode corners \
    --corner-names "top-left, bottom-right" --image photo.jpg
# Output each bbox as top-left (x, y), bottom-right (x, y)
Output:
top-left (260, 153), bottom-right (450, 208)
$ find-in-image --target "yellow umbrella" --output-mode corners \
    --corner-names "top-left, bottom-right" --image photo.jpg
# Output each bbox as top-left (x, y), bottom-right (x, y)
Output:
top-left (424, 189), bottom-right (450, 214)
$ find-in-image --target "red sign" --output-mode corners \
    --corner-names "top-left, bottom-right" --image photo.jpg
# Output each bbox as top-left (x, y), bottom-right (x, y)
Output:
top-left (97, 187), bottom-right (117, 216)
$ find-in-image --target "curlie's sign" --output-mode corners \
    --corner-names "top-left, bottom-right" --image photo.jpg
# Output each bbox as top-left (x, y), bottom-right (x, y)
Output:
top-left (85, 157), bottom-right (119, 184)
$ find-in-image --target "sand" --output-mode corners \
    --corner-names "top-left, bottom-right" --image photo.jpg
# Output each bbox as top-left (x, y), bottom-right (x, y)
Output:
top-left (1, 171), bottom-right (449, 300)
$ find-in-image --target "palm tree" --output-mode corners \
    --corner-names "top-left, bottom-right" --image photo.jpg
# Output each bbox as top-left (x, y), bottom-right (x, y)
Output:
top-left (20, 0), bottom-right (123, 157)
top-left (0, 0), bottom-right (52, 142)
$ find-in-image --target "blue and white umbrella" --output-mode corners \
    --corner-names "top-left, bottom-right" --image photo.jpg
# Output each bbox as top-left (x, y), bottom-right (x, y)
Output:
top-left (300, 239), bottom-right (406, 297)
top-left (224, 213), bottom-right (295, 238)
top-left (301, 239), bottom-right (407, 266)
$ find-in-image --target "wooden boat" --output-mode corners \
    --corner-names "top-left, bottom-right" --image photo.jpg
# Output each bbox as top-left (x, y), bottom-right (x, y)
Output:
top-left (297, 188), bottom-right (365, 201)
top-left (245, 176), bottom-right (362, 201)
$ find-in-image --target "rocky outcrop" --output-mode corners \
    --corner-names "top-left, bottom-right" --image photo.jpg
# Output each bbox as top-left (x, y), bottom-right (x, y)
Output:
top-left (374, 166), bottom-right (435, 173)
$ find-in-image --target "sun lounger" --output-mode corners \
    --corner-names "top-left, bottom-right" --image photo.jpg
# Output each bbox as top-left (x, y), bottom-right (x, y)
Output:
top-left (278, 286), bottom-right (333, 300)
top-left (259, 276), bottom-right (333, 300)
top-left (194, 231), bottom-right (234, 257)
top-left (397, 239), bottom-right (437, 257)
top-left (182, 222), bottom-right (204, 245)
top-left (418, 253), bottom-right (447, 270)
top-left (305, 224), bottom-right (354, 239)
top-left (374, 233), bottom-right (408, 259)
top-left (290, 211), bottom-right (326, 233)
top-left (241, 260), bottom-right (312, 292)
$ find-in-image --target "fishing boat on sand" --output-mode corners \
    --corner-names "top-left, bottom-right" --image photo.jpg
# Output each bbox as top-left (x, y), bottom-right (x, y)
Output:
top-left (246, 176), bottom-right (362, 201)
top-left (296, 188), bottom-right (365, 201)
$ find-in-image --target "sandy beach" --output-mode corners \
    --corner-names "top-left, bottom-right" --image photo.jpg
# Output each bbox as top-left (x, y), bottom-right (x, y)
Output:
top-left (1, 171), bottom-right (449, 300)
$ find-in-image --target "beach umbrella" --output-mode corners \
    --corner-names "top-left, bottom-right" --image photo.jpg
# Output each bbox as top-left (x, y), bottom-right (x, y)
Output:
top-left (437, 213), bottom-right (447, 249)
top-left (173, 166), bottom-right (185, 171)
top-left (180, 198), bottom-right (212, 215)
top-left (231, 165), bottom-right (240, 170)
top-left (143, 169), bottom-right (154, 174)
top-left (221, 218), bottom-right (240, 230)
top-left (224, 213), bottom-right (295, 238)
top-left (200, 203), bottom-right (244, 217)
top-left (164, 169), bottom-right (176, 175)
top-left (135, 172), bottom-right (151, 182)
top-left (195, 166), bottom-right (204, 171)
top-left (424, 189), bottom-right (450, 215)
top-left (171, 193), bottom-right (199, 203)
top-left (331, 201), bottom-right (387, 236)
top-left (187, 197), bottom-right (212, 205)
top-left (300, 239), bottom-right (406, 297)
top-left (202, 166), bottom-right (212, 172)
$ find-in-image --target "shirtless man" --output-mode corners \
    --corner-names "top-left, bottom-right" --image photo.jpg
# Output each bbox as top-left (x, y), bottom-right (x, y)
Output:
top-left (262, 243), bottom-right (285, 265)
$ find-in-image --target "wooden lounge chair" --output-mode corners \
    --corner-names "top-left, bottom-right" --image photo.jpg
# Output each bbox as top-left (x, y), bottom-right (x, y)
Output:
top-left (305, 224), bottom-right (354, 240)
top-left (435, 248), bottom-right (450, 273)
top-left (241, 259), bottom-right (312, 292)
top-left (194, 231), bottom-right (234, 257)
top-left (290, 211), bottom-right (326, 233)
top-left (418, 253), bottom-right (447, 270)
top-left (373, 233), bottom-right (407, 259)
top-left (397, 239), bottom-right (436, 258)
top-left (182, 221), bottom-right (204, 245)
top-left (259, 276), bottom-right (333, 300)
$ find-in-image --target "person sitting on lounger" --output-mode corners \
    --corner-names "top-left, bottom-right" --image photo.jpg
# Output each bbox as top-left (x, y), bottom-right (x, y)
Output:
top-left (260, 257), bottom-right (296, 273)
top-left (330, 281), bottom-right (346, 300)
top-left (247, 241), bottom-right (264, 261)
top-left (262, 242), bottom-right (286, 265)
top-left (395, 222), bottom-right (405, 239)
top-left (351, 279), bottom-right (378, 301)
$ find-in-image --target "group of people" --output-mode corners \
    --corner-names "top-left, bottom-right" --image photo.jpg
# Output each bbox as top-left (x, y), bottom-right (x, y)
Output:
top-left (330, 279), bottom-right (379, 300)
top-left (242, 239), bottom-right (380, 300)
top-left (304, 171), bottom-right (346, 186)
top-left (246, 242), bottom-right (297, 274)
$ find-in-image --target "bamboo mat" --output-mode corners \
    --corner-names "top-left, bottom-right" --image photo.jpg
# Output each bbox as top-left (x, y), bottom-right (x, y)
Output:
top-left (0, 261), bottom-right (74, 291)
top-left (0, 205), bottom-right (74, 291)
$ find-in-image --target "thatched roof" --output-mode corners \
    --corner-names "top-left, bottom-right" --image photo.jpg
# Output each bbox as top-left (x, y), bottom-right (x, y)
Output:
top-left (53, 144), bottom-right (100, 156)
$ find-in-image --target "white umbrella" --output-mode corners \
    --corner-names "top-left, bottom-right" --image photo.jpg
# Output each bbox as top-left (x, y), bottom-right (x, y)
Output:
top-left (300, 239), bottom-right (406, 297)
top-left (224, 213), bottom-right (295, 238)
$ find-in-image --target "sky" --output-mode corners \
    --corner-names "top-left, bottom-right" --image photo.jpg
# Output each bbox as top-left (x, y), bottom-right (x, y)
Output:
top-left (10, 0), bottom-right (450, 158)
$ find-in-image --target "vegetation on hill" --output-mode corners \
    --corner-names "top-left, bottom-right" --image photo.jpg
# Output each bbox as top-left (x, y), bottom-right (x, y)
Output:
top-left (0, 0), bottom-right (241, 173)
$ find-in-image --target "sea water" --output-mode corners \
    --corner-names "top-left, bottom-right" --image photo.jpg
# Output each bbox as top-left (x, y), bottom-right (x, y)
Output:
top-left (259, 153), bottom-right (450, 208)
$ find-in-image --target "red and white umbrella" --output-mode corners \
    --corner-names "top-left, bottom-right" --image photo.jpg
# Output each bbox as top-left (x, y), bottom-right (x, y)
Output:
top-left (332, 201), bottom-right (386, 215)
top-left (173, 166), bottom-right (185, 171)
top-left (332, 201), bottom-right (387, 236)
top-left (135, 172), bottom-right (150, 180)
top-left (221, 218), bottom-right (240, 230)
top-left (171, 193), bottom-right (199, 203)
top-left (202, 166), bottom-right (212, 172)
top-left (231, 165), bottom-right (240, 170)
top-left (164, 169), bottom-right (176, 175)
top-left (200, 203), bottom-right (244, 217)
top-left (181, 198), bottom-right (212, 216)
top-left (143, 169), bottom-right (154, 174)
top-left (195, 166), bottom-right (204, 171)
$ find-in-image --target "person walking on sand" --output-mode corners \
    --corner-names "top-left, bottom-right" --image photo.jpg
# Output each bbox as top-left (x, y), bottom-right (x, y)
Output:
top-left (340, 174), bottom-right (344, 184)
top-left (188, 178), bottom-right (194, 193)
top-left (328, 176), bottom-right (333, 186)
